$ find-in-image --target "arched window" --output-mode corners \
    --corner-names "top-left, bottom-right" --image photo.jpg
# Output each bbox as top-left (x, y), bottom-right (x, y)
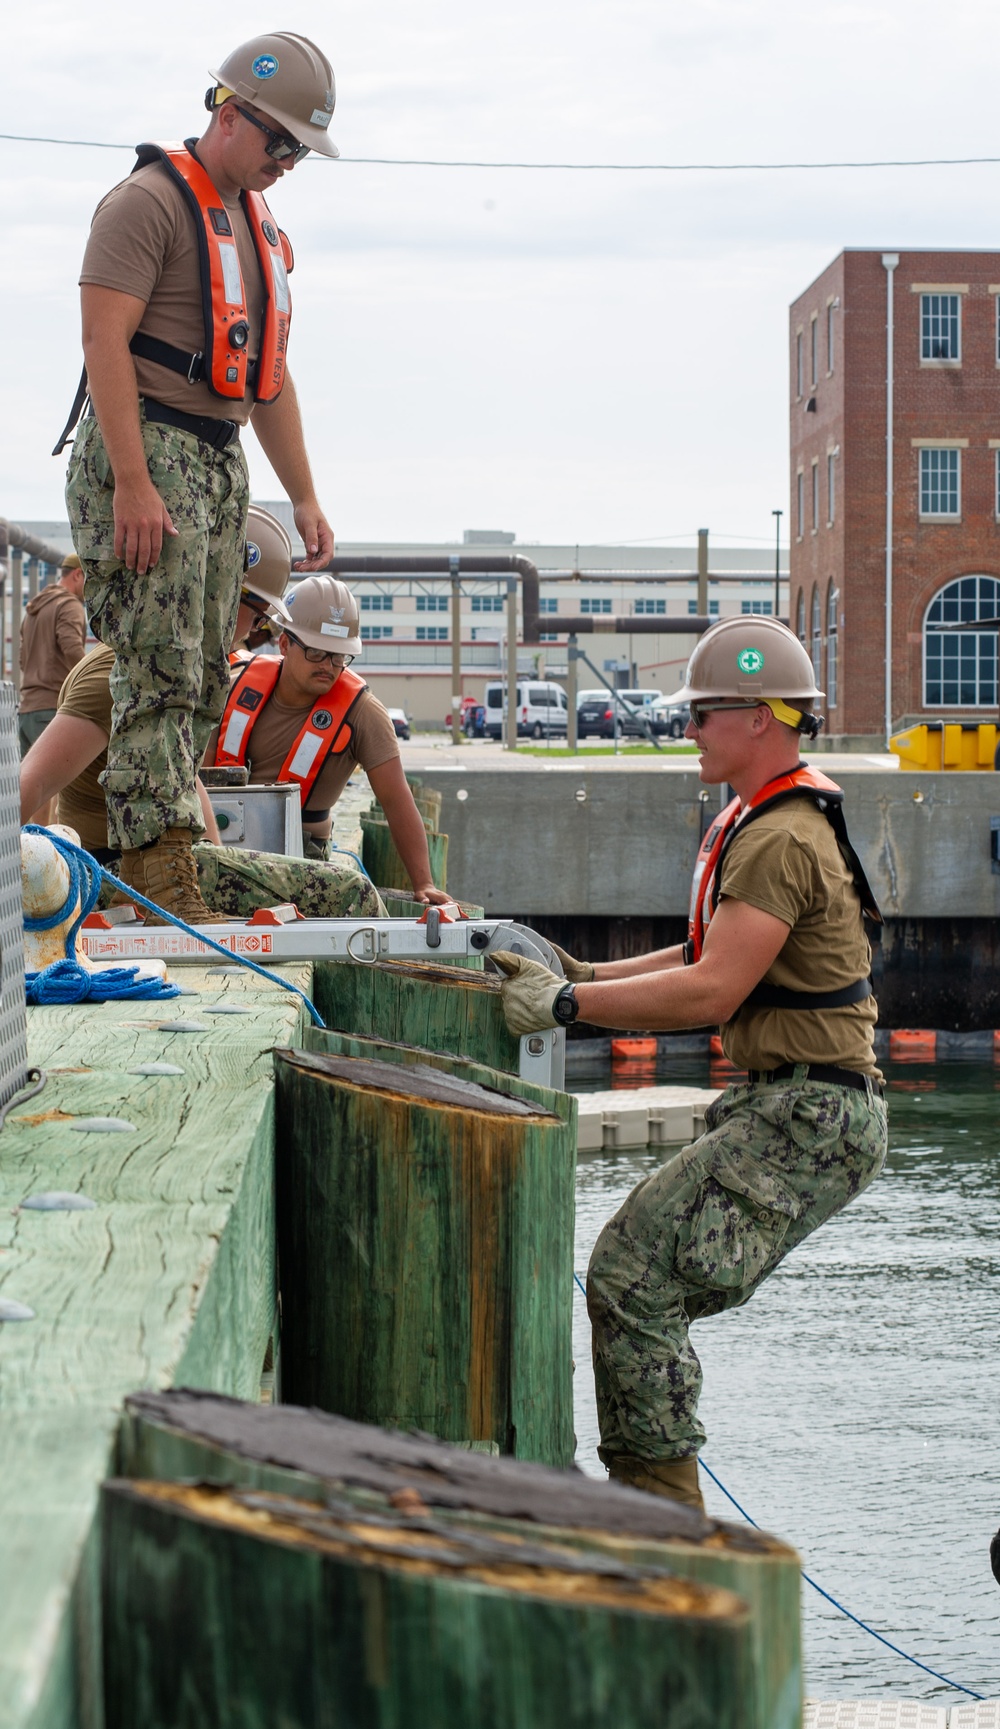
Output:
top-left (796, 591), bottom-right (805, 645)
top-left (924, 574), bottom-right (1000, 707)
top-left (826, 582), bottom-right (838, 709)
top-left (810, 587), bottom-right (822, 688)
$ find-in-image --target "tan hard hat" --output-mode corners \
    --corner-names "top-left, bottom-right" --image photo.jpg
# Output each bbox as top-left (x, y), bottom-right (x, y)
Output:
top-left (243, 506), bottom-right (292, 623)
top-left (668, 615), bottom-right (823, 705)
top-left (285, 575), bottom-right (362, 657)
top-left (209, 33), bottom-right (338, 158)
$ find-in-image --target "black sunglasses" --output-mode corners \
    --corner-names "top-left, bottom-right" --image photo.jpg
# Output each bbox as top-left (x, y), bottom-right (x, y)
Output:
top-left (285, 631), bottom-right (353, 667)
top-left (234, 104), bottom-right (310, 165)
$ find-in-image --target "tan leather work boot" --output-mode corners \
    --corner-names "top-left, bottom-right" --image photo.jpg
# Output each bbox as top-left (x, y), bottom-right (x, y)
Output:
top-left (116, 828), bottom-right (229, 926)
top-left (607, 1453), bottom-right (705, 1512)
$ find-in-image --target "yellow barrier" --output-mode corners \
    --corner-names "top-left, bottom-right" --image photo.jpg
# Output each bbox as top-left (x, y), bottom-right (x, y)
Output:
top-left (890, 722), bottom-right (998, 771)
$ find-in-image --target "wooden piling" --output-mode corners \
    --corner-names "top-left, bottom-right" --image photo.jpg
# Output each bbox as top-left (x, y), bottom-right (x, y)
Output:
top-left (273, 1047), bottom-right (575, 1466)
top-left (361, 813), bottom-right (448, 892)
top-left (299, 1024), bottom-right (575, 1129)
top-left (115, 1390), bottom-right (803, 1729)
top-left (101, 1475), bottom-right (754, 1729)
top-left (313, 958), bottom-right (522, 1074)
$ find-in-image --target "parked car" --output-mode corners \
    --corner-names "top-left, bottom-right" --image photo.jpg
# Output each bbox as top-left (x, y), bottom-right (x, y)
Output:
top-left (649, 697), bottom-right (690, 739)
top-left (387, 707), bottom-right (411, 741)
top-left (577, 687), bottom-right (662, 739)
top-left (484, 680), bottom-right (569, 740)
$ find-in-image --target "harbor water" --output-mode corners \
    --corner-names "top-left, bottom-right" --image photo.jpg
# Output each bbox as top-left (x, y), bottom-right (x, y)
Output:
top-left (571, 1054), bottom-right (1000, 1705)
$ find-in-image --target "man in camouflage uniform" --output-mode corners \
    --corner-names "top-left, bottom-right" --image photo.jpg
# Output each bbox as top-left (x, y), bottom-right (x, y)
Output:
top-left (61, 33), bottom-right (337, 924)
top-left (494, 618), bottom-right (887, 1511)
top-left (21, 507), bottom-right (386, 923)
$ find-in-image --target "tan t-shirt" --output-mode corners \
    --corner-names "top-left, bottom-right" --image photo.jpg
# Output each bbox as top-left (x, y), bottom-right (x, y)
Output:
top-left (80, 155), bottom-right (266, 425)
top-left (207, 668), bottom-right (401, 814)
top-left (717, 798), bottom-right (879, 1076)
top-left (55, 645), bottom-right (115, 852)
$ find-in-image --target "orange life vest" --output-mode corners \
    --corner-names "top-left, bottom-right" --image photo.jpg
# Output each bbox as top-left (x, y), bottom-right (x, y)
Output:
top-left (128, 140), bottom-right (293, 405)
top-left (210, 657), bottom-right (368, 809)
top-left (686, 764), bottom-right (881, 1010)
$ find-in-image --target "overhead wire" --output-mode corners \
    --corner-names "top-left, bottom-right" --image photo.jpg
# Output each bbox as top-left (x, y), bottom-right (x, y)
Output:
top-left (2, 131), bottom-right (1000, 172)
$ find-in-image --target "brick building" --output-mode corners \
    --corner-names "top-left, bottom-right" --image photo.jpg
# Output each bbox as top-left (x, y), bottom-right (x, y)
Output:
top-left (790, 249), bottom-right (1000, 744)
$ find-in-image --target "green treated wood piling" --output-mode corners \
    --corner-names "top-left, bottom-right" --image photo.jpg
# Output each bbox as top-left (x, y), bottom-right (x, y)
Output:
top-left (313, 958), bottom-right (522, 1073)
top-left (114, 1390), bottom-right (803, 1729)
top-left (274, 1047), bottom-right (575, 1465)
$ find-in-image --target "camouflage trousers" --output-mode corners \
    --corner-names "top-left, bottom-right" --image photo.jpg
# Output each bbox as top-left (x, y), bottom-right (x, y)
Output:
top-left (586, 1071), bottom-right (887, 1464)
top-left (65, 411), bottom-right (248, 852)
top-left (192, 845), bottom-right (387, 919)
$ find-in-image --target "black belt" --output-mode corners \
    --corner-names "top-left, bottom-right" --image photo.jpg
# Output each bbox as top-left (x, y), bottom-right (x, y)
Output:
top-left (141, 396), bottom-right (240, 451)
top-left (746, 1063), bottom-right (883, 1097)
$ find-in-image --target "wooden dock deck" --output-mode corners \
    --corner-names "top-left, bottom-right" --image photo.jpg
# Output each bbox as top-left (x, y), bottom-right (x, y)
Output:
top-left (0, 963), bottom-right (313, 1729)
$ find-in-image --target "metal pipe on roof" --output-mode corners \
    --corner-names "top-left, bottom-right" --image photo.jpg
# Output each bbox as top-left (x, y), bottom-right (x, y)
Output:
top-left (0, 519), bottom-right (69, 568)
top-left (326, 552), bottom-right (715, 643)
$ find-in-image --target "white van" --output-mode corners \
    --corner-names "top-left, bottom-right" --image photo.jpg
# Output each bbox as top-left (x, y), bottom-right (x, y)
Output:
top-left (484, 680), bottom-right (569, 740)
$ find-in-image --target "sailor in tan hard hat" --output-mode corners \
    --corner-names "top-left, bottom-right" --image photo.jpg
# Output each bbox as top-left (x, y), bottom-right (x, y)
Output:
top-left (207, 574), bottom-right (452, 905)
top-left (60, 32), bottom-right (336, 926)
top-left (493, 616), bottom-right (888, 1510)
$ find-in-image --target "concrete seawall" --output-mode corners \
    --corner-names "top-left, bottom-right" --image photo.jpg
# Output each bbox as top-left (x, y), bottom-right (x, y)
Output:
top-left (434, 767), bottom-right (1000, 919)
top-left (422, 764), bottom-right (1000, 1027)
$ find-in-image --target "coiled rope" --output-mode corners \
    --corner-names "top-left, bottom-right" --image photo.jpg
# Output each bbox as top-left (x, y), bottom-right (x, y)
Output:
top-left (572, 1268), bottom-right (982, 1700)
top-left (23, 826), bottom-right (179, 1004)
top-left (22, 827), bottom-right (325, 1027)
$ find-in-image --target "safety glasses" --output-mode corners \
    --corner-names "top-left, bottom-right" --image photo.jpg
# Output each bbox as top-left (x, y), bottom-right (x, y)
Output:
top-left (234, 103), bottom-right (311, 165)
top-left (285, 632), bottom-right (353, 667)
top-left (688, 701), bottom-right (759, 729)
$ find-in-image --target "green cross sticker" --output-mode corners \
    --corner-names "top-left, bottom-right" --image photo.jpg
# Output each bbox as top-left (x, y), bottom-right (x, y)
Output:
top-left (737, 647), bottom-right (764, 674)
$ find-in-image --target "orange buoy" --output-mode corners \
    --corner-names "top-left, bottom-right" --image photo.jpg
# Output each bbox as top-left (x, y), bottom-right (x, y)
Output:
top-left (889, 1029), bottom-right (937, 1060)
top-left (612, 1038), bottom-right (657, 1061)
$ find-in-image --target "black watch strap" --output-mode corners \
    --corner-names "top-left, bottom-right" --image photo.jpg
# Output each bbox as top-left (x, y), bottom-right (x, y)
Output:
top-left (553, 984), bottom-right (579, 1025)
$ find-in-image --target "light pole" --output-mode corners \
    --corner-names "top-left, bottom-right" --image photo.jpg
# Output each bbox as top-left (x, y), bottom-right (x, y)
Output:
top-left (772, 509), bottom-right (782, 618)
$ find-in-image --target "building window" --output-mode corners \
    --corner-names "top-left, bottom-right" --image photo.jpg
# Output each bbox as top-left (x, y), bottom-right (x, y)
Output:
top-left (580, 597), bottom-right (612, 614)
top-left (416, 595), bottom-right (449, 612)
top-left (796, 331), bottom-right (803, 398)
top-left (796, 591), bottom-right (805, 645)
top-left (741, 600), bottom-right (773, 615)
top-left (810, 316), bottom-right (818, 386)
top-left (810, 589), bottom-right (822, 688)
top-left (360, 594), bottom-right (393, 611)
top-left (539, 633), bottom-right (559, 642)
top-left (796, 471), bottom-right (804, 537)
top-left (687, 599), bottom-right (719, 615)
top-left (827, 452), bottom-right (836, 525)
top-left (826, 583), bottom-right (838, 709)
top-left (924, 575), bottom-right (1000, 707)
top-left (415, 625), bottom-right (448, 641)
top-left (360, 625), bottom-right (393, 641)
top-left (919, 448), bottom-right (960, 517)
top-left (811, 462), bottom-right (819, 532)
top-left (538, 597), bottom-right (558, 613)
top-left (920, 293), bottom-right (960, 361)
top-left (634, 597), bottom-right (666, 614)
top-left (827, 302), bottom-right (835, 372)
top-left (471, 595), bottom-right (505, 613)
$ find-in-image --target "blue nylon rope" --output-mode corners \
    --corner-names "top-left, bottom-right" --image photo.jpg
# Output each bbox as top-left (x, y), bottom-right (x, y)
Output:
top-left (23, 827), bottom-right (325, 1026)
top-left (571, 1271), bottom-right (983, 1700)
top-left (23, 826), bottom-right (179, 1004)
top-left (328, 842), bottom-right (374, 881)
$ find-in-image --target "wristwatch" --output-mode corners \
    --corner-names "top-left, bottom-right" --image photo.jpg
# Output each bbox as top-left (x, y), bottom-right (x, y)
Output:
top-left (552, 984), bottom-right (579, 1025)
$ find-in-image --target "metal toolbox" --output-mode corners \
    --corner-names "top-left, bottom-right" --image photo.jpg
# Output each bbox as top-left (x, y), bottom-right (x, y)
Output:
top-left (208, 783), bottom-right (304, 857)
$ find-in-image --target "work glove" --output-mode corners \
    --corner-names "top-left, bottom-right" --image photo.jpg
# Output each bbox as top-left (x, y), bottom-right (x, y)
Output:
top-left (545, 939), bottom-right (595, 983)
top-left (491, 951), bottom-right (566, 1034)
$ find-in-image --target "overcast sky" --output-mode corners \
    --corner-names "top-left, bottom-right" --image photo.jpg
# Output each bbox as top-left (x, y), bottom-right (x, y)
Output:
top-left (7, 0), bottom-right (1000, 549)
